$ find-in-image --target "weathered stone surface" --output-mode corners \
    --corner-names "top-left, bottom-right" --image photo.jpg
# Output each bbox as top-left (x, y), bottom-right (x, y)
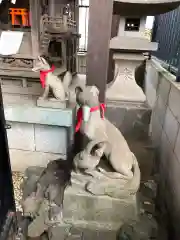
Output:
top-left (48, 224), bottom-right (72, 240)
top-left (48, 225), bottom-right (117, 240)
top-left (150, 112), bottom-right (163, 148)
top-left (2, 83), bottom-right (42, 96)
top-left (83, 229), bottom-right (117, 240)
top-left (105, 104), bottom-right (126, 129)
top-left (7, 122), bottom-right (35, 151)
top-left (117, 214), bottom-right (157, 240)
top-left (37, 98), bottom-right (67, 109)
top-left (153, 94), bottom-right (167, 127)
top-left (106, 102), bottom-right (151, 140)
top-left (127, 139), bottom-right (155, 181)
top-left (23, 168), bottom-right (137, 231)
top-left (163, 107), bottom-right (179, 149)
top-left (141, 180), bottom-right (157, 200)
top-left (62, 185), bottom-right (137, 229)
top-left (174, 126), bottom-right (180, 163)
top-left (4, 104), bottom-right (74, 127)
top-left (146, 58), bottom-right (180, 239)
top-left (145, 62), bottom-right (159, 108)
top-left (9, 149), bottom-right (63, 172)
top-left (106, 55), bottom-right (146, 103)
top-left (3, 93), bottom-right (37, 106)
top-left (34, 124), bottom-right (67, 154)
top-left (168, 84), bottom-right (180, 124)
top-left (159, 131), bottom-right (172, 180)
top-left (2, 93), bottom-right (75, 171)
top-left (157, 74), bottom-right (171, 104)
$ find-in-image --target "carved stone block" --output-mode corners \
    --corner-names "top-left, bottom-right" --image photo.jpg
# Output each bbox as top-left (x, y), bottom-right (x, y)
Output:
top-left (63, 182), bottom-right (138, 229)
top-left (106, 54), bottom-right (146, 103)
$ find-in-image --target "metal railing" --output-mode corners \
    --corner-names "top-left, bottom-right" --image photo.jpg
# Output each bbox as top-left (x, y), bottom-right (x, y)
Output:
top-left (152, 6), bottom-right (180, 76)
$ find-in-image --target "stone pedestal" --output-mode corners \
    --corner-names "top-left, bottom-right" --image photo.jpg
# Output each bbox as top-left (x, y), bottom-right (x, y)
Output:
top-left (23, 167), bottom-right (138, 235)
top-left (37, 98), bottom-right (67, 109)
top-left (63, 184), bottom-right (138, 230)
top-left (3, 95), bottom-right (75, 171)
top-left (106, 53), bottom-right (146, 103)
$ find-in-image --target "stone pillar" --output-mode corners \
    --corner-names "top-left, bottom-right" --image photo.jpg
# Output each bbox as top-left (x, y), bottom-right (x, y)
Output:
top-left (86, 0), bottom-right (113, 102)
top-left (29, 0), bottom-right (41, 59)
top-left (107, 15), bottom-right (121, 84)
top-left (49, 0), bottom-right (56, 16)
top-left (106, 53), bottom-right (146, 103)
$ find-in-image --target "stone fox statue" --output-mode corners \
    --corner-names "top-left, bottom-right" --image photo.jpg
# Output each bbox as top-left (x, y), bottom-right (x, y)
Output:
top-left (32, 56), bottom-right (86, 104)
top-left (32, 56), bottom-right (72, 101)
top-left (74, 85), bottom-right (140, 198)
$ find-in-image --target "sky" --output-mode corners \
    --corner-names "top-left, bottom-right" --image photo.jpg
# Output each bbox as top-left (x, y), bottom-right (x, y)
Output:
top-left (78, 6), bottom-right (155, 50)
top-left (146, 16), bottom-right (155, 29)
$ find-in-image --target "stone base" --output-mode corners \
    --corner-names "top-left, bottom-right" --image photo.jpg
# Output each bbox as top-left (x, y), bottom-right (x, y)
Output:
top-left (3, 97), bottom-right (75, 171)
top-left (63, 185), bottom-right (138, 230)
top-left (106, 53), bottom-right (146, 103)
top-left (48, 224), bottom-right (117, 240)
top-left (37, 98), bottom-right (67, 109)
top-left (23, 167), bottom-right (138, 233)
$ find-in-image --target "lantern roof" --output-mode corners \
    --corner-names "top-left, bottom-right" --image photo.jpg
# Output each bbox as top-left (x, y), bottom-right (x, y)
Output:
top-left (113, 0), bottom-right (180, 15)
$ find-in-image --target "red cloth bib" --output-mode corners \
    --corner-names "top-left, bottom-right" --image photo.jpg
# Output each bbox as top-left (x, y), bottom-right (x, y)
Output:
top-left (75, 103), bottom-right (106, 133)
top-left (40, 65), bottom-right (55, 88)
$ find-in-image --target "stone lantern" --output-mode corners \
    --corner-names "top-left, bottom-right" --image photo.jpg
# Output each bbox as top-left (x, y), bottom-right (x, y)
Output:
top-left (106, 0), bottom-right (180, 104)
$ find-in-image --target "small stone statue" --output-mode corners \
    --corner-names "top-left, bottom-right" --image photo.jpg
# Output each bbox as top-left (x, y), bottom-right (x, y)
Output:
top-left (32, 56), bottom-right (67, 101)
top-left (73, 139), bottom-right (108, 173)
top-left (32, 56), bottom-right (86, 106)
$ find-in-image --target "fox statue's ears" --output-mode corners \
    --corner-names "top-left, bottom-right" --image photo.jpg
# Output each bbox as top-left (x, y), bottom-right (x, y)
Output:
top-left (75, 86), bottom-right (83, 95)
top-left (37, 56), bottom-right (48, 65)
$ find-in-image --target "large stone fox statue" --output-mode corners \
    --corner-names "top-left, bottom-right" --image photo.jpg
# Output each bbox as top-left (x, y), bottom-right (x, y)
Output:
top-left (74, 85), bottom-right (141, 198)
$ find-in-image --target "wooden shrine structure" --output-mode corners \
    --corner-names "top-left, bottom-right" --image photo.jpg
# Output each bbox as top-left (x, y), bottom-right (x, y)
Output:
top-left (0, 0), bottom-right (79, 78)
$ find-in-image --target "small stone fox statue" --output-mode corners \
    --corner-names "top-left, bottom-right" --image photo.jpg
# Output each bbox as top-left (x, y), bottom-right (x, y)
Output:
top-left (73, 140), bottom-right (108, 174)
top-left (32, 56), bottom-right (72, 101)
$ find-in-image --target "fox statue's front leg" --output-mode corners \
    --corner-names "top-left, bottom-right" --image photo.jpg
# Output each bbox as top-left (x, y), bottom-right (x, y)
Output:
top-left (40, 84), bottom-right (50, 99)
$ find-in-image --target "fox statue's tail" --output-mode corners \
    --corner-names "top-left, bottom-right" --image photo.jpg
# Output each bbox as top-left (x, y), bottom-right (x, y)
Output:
top-left (86, 155), bottom-right (141, 199)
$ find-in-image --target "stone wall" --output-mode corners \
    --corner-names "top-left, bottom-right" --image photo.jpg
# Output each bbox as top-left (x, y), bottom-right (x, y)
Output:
top-left (8, 122), bottom-right (67, 172)
top-left (145, 58), bottom-right (180, 238)
top-left (3, 95), bottom-right (75, 172)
